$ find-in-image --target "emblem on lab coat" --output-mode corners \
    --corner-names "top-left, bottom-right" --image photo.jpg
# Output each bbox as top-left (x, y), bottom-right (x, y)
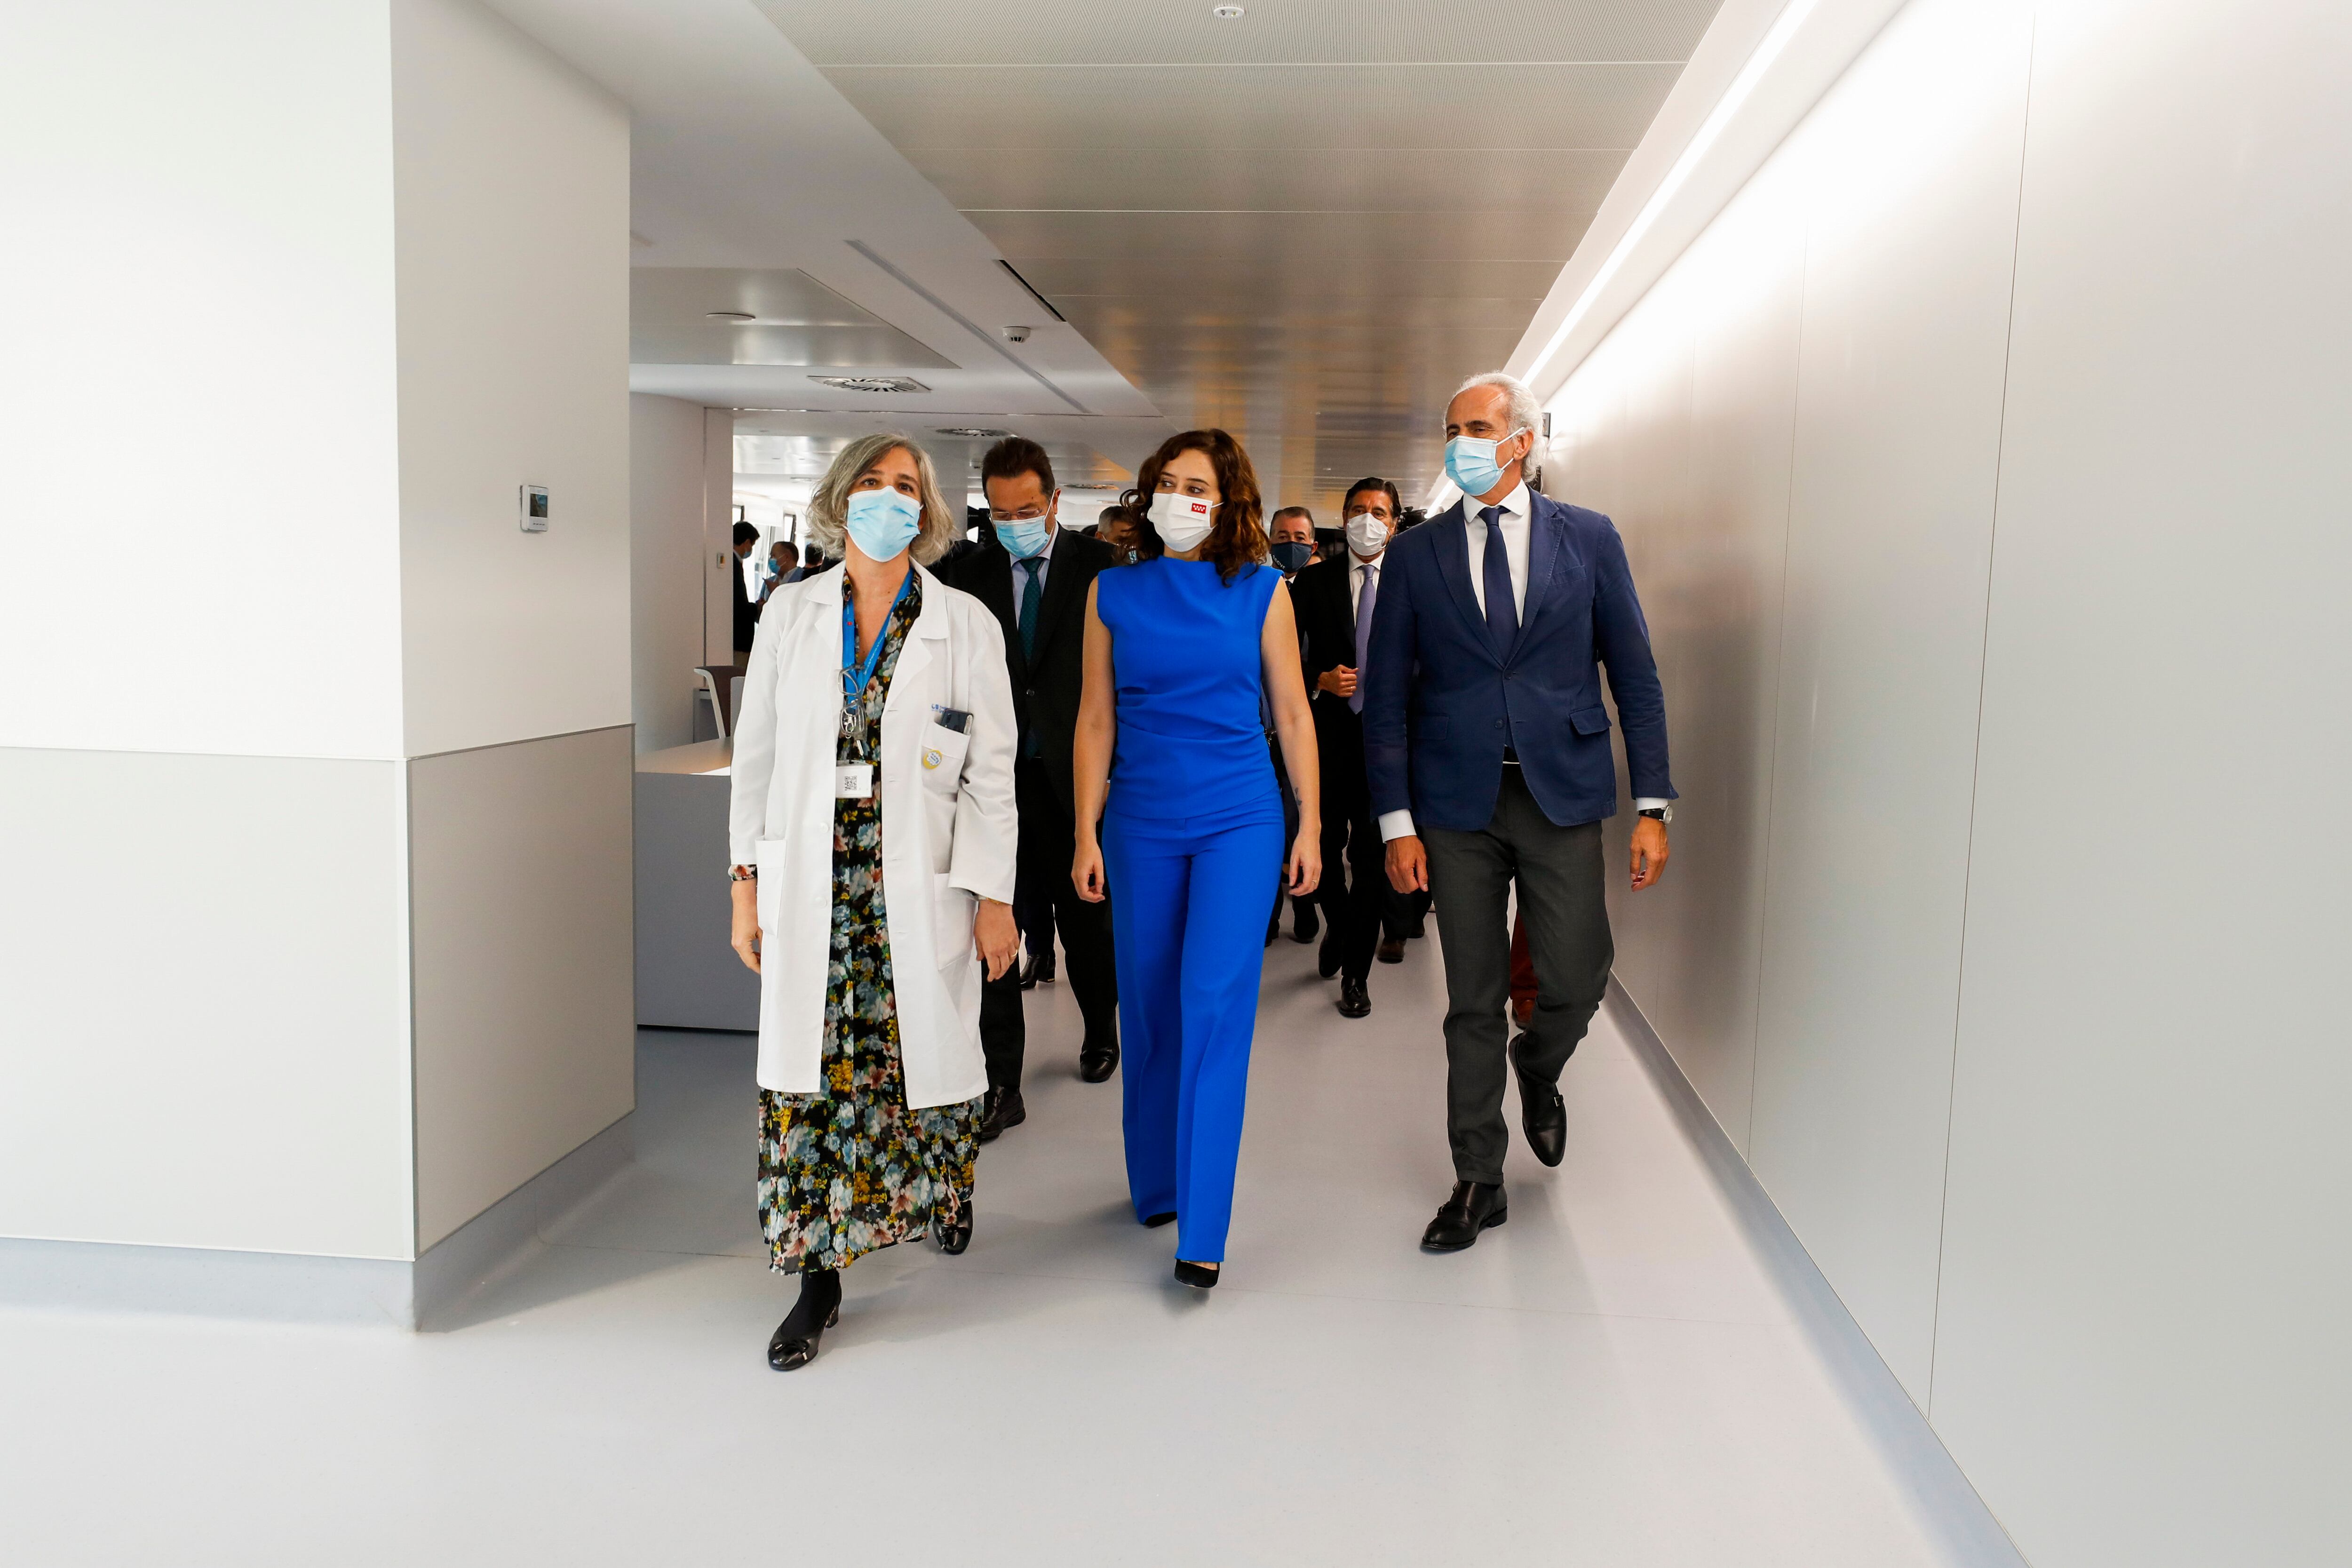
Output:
top-left (922, 747), bottom-right (944, 770)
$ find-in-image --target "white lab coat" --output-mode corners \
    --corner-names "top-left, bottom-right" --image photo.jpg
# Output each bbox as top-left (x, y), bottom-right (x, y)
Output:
top-left (728, 563), bottom-right (1017, 1108)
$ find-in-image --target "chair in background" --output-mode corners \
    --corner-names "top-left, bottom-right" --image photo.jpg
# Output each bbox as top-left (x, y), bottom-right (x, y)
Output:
top-left (693, 664), bottom-right (744, 739)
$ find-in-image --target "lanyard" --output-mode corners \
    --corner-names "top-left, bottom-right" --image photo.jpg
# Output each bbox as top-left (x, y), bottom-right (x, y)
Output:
top-left (841, 573), bottom-right (914, 731)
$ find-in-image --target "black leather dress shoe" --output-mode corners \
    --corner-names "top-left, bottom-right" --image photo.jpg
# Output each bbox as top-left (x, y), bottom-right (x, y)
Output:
top-left (1509, 1035), bottom-right (1567, 1168)
top-left (1290, 904), bottom-right (1319, 943)
top-left (1018, 953), bottom-right (1040, 990)
top-left (1317, 928), bottom-right (1344, 978)
top-left (1079, 1037), bottom-right (1119, 1083)
top-left (1420, 1181), bottom-right (1507, 1251)
top-left (977, 1085), bottom-right (1026, 1143)
top-left (932, 1211), bottom-right (972, 1255)
top-left (1034, 948), bottom-right (1055, 984)
top-left (1337, 976), bottom-right (1371, 1018)
top-left (1376, 936), bottom-right (1406, 964)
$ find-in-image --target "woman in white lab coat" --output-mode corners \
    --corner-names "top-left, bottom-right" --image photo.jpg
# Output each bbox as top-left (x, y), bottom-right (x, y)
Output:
top-left (727, 432), bottom-right (1020, 1371)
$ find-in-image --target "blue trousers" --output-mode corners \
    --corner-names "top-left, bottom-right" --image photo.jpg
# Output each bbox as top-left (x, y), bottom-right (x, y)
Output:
top-left (1102, 804), bottom-right (1285, 1263)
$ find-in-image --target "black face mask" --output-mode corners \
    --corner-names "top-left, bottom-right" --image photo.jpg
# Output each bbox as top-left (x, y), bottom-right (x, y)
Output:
top-left (1271, 541), bottom-right (1315, 575)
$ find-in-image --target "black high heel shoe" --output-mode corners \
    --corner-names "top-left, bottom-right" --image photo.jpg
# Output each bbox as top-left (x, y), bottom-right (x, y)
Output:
top-left (768, 1271), bottom-right (842, 1371)
top-left (1173, 1259), bottom-right (1220, 1289)
top-left (1143, 1211), bottom-right (1177, 1229)
top-left (932, 1211), bottom-right (973, 1255)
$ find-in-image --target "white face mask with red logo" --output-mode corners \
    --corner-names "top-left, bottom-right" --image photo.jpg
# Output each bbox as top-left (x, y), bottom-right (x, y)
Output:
top-left (1153, 491), bottom-right (1217, 553)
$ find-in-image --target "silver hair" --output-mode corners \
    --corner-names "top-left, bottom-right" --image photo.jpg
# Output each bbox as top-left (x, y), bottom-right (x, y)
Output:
top-left (1450, 370), bottom-right (1541, 449)
top-left (804, 432), bottom-right (959, 566)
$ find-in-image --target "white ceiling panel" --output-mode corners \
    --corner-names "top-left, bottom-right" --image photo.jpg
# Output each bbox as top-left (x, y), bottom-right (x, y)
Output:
top-left (758, 0), bottom-right (1726, 511)
top-left (759, 0), bottom-right (1725, 67)
top-left (821, 63), bottom-right (1683, 153)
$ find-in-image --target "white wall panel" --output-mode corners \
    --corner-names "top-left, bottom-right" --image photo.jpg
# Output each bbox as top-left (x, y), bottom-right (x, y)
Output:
top-left (630, 395), bottom-right (710, 752)
top-left (1746, 0), bottom-right (2034, 1402)
top-left (1930, 2), bottom-right (2352, 1563)
top-left (0, 748), bottom-right (413, 1258)
top-left (1558, 165), bottom-right (1810, 1155)
top-left (409, 727), bottom-right (635, 1250)
top-left (392, 0), bottom-right (632, 757)
top-left (0, 1), bottom-right (406, 761)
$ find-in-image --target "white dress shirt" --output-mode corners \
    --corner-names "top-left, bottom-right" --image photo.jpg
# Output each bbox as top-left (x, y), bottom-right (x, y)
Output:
top-left (1379, 487), bottom-right (1667, 842)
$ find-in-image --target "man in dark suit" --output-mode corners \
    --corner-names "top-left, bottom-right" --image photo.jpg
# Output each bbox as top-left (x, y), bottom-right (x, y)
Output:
top-left (1293, 477), bottom-right (1411, 1019)
top-left (1266, 506), bottom-right (1320, 948)
top-left (1365, 372), bottom-right (1675, 1252)
top-left (933, 437), bottom-right (1120, 1140)
top-left (730, 520), bottom-right (760, 663)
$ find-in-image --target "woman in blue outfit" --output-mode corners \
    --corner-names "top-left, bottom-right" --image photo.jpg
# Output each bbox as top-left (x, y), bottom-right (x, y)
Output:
top-left (1072, 429), bottom-right (1321, 1289)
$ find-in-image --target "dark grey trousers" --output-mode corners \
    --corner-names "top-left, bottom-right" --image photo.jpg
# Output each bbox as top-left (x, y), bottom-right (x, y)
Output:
top-left (1422, 768), bottom-right (1614, 1184)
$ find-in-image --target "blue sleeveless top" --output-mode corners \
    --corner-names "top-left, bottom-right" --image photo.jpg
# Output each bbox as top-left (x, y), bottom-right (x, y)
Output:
top-left (1097, 557), bottom-right (1282, 824)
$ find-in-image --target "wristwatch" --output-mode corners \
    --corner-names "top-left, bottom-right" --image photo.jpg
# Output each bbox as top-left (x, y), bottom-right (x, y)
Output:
top-left (1637, 805), bottom-right (1672, 824)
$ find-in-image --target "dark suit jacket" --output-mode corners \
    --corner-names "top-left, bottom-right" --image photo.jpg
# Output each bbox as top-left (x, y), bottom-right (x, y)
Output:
top-left (1362, 494), bottom-right (1674, 833)
top-left (933, 527), bottom-right (1114, 816)
top-left (731, 553), bottom-right (756, 653)
top-left (1292, 556), bottom-right (1376, 816)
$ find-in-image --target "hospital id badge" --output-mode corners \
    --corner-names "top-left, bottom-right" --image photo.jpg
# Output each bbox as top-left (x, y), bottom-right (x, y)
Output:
top-left (834, 762), bottom-right (874, 799)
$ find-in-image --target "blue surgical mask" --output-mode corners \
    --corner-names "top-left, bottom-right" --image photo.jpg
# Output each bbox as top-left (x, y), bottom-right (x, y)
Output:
top-left (1271, 540), bottom-right (1314, 575)
top-left (996, 517), bottom-right (1051, 559)
top-left (1444, 434), bottom-right (1517, 498)
top-left (844, 487), bottom-right (922, 562)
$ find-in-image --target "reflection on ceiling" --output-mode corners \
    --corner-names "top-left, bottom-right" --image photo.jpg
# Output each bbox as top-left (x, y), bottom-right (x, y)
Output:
top-left (631, 268), bottom-right (955, 368)
top-left (755, 0), bottom-right (1726, 515)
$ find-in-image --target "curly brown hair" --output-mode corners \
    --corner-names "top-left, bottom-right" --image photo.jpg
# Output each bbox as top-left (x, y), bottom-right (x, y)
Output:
top-left (1121, 428), bottom-right (1268, 584)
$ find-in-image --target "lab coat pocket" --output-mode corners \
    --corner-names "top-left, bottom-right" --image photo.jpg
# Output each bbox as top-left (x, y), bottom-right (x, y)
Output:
top-left (917, 721), bottom-right (971, 793)
top-left (753, 838), bottom-right (788, 933)
top-left (933, 877), bottom-right (977, 969)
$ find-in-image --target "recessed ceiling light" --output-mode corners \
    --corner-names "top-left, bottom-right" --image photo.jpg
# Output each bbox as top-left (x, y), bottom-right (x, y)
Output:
top-left (1212, 4), bottom-right (1244, 16)
top-left (811, 375), bottom-right (930, 393)
top-left (705, 310), bottom-right (755, 321)
top-left (936, 426), bottom-right (1010, 438)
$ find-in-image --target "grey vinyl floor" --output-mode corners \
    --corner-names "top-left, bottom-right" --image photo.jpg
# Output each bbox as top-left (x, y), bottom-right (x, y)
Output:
top-left (1, 924), bottom-right (1952, 1566)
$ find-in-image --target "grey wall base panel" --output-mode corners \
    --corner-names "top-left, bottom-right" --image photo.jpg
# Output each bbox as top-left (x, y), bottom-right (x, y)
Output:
top-left (1604, 979), bottom-right (2030, 1568)
top-left (635, 768), bottom-right (757, 1029)
top-left (0, 1112), bottom-right (634, 1331)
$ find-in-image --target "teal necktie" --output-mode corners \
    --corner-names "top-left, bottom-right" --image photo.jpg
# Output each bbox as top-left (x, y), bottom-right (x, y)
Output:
top-left (1017, 557), bottom-right (1043, 663)
top-left (1017, 558), bottom-right (1044, 757)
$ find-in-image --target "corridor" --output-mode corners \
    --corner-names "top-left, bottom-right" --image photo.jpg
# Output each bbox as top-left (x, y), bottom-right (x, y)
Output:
top-left (2, 933), bottom-right (1955, 1567)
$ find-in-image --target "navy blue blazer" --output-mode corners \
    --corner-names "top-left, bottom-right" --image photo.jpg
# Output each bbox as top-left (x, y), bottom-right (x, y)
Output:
top-left (1362, 493), bottom-right (1674, 833)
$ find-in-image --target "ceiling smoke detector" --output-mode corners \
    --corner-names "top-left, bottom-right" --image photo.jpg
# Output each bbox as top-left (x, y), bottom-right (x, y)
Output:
top-left (936, 427), bottom-right (1010, 438)
top-left (1212, 4), bottom-right (1244, 16)
top-left (810, 375), bottom-right (930, 393)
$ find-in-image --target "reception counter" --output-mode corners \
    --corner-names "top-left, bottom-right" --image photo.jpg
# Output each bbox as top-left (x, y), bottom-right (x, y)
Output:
top-left (634, 740), bottom-right (755, 1031)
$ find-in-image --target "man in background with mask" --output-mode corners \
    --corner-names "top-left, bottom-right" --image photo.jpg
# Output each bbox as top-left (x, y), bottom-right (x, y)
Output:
top-left (933, 436), bottom-right (1121, 1140)
top-left (1365, 372), bottom-right (1676, 1251)
top-left (1264, 507), bottom-right (1321, 946)
top-left (1294, 478), bottom-right (1411, 1017)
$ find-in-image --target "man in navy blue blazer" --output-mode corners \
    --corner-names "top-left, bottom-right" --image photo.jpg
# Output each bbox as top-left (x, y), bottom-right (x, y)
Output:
top-left (1363, 372), bottom-right (1676, 1252)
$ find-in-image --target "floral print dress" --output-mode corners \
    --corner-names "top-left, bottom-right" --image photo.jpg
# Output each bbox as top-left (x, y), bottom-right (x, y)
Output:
top-left (758, 570), bottom-right (983, 1274)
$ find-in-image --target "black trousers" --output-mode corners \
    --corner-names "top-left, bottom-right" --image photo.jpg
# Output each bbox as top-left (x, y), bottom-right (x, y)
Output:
top-left (1422, 768), bottom-right (1613, 1184)
top-left (1317, 789), bottom-right (1406, 981)
top-left (979, 758), bottom-right (1118, 1092)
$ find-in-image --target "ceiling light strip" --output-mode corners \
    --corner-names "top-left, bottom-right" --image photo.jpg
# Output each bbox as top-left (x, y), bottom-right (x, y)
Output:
top-left (1520, 0), bottom-right (1823, 391)
top-left (846, 240), bottom-right (1090, 414)
top-left (996, 260), bottom-right (1067, 323)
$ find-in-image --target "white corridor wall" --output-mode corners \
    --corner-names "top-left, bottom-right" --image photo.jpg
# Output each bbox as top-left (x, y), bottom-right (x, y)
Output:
top-left (1540, 0), bottom-right (2352, 1563)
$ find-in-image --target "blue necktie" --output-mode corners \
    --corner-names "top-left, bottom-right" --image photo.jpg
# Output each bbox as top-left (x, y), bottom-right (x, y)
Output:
top-left (1479, 506), bottom-right (1518, 655)
top-left (1349, 562), bottom-right (1377, 715)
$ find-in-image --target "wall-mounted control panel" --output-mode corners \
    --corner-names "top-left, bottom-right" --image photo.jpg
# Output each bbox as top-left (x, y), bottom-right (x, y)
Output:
top-left (519, 484), bottom-right (550, 533)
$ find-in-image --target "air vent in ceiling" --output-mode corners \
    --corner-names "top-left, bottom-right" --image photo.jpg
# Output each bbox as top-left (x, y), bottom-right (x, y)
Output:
top-left (811, 375), bottom-right (930, 393)
top-left (936, 426), bottom-right (1009, 438)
